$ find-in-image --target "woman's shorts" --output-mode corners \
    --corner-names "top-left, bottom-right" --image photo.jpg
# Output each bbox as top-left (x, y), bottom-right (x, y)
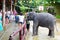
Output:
top-left (5, 16), bottom-right (9, 19)
top-left (18, 22), bottom-right (24, 24)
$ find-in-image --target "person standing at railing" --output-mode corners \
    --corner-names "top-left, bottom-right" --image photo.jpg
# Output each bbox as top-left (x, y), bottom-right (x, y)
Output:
top-left (5, 9), bottom-right (11, 24)
top-left (25, 12), bottom-right (30, 32)
top-left (0, 10), bottom-right (3, 31)
top-left (13, 9), bottom-right (17, 15)
top-left (9, 14), bottom-right (15, 22)
top-left (18, 12), bottom-right (25, 28)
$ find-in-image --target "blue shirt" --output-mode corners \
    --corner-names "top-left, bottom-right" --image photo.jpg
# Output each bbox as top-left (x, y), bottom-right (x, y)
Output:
top-left (0, 16), bottom-right (3, 31)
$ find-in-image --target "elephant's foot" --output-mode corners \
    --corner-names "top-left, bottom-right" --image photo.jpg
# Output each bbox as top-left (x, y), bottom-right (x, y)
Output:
top-left (48, 34), bottom-right (54, 38)
top-left (32, 34), bottom-right (36, 36)
top-left (48, 30), bottom-right (54, 38)
top-left (32, 32), bottom-right (38, 36)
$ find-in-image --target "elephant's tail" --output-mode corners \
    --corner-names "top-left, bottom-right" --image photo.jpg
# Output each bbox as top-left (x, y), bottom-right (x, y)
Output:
top-left (54, 21), bottom-right (58, 32)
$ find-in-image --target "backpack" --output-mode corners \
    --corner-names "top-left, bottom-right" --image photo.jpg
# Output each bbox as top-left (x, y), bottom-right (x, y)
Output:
top-left (15, 15), bottom-right (19, 23)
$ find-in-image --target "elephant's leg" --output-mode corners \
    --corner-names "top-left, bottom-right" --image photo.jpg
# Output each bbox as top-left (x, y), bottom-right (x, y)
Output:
top-left (36, 26), bottom-right (38, 35)
top-left (48, 26), bottom-right (54, 37)
top-left (33, 21), bottom-right (38, 36)
top-left (48, 29), bottom-right (51, 36)
top-left (33, 27), bottom-right (36, 35)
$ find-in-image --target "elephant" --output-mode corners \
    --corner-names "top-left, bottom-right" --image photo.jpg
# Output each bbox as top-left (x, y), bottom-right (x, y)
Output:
top-left (27, 12), bottom-right (56, 37)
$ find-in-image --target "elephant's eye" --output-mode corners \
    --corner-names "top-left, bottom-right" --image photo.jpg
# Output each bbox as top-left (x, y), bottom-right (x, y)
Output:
top-left (27, 16), bottom-right (30, 18)
top-left (27, 16), bottom-right (29, 17)
top-left (30, 16), bottom-right (32, 18)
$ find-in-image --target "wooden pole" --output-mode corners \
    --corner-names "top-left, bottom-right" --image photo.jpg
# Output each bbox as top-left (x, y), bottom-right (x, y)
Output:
top-left (11, 0), bottom-right (12, 14)
top-left (2, 0), bottom-right (6, 30)
top-left (14, 0), bottom-right (16, 10)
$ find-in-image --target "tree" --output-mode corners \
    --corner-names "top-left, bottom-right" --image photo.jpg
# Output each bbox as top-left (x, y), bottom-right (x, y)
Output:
top-left (16, 0), bottom-right (60, 15)
top-left (46, 0), bottom-right (60, 15)
top-left (16, 0), bottom-right (42, 13)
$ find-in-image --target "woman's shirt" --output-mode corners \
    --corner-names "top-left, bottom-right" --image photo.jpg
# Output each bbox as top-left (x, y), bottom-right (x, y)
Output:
top-left (18, 15), bottom-right (24, 23)
top-left (0, 12), bottom-right (3, 31)
top-left (9, 15), bottom-right (15, 21)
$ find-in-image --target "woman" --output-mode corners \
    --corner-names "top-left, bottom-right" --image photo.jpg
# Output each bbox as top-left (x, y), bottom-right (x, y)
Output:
top-left (0, 12), bottom-right (3, 31)
top-left (18, 12), bottom-right (25, 28)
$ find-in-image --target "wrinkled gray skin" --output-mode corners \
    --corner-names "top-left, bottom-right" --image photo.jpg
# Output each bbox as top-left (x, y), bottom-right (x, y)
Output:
top-left (27, 12), bottom-right (56, 37)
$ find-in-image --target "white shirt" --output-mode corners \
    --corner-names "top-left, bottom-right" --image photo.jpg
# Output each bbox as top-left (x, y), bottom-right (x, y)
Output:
top-left (9, 15), bottom-right (15, 21)
top-left (6, 11), bottom-right (11, 17)
top-left (0, 12), bottom-right (2, 16)
top-left (18, 15), bottom-right (24, 23)
top-left (0, 12), bottom-right (2, 23)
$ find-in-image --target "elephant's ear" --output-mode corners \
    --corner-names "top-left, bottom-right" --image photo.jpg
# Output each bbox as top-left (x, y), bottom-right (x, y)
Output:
top-left (33, 14), bottom-right (35, 20)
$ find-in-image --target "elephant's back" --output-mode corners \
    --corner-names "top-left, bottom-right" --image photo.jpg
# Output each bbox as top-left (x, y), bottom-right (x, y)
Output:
top-left (36, 12), bottom-right (56, 27)
top-left (37, 12), bottom-right (55, 21)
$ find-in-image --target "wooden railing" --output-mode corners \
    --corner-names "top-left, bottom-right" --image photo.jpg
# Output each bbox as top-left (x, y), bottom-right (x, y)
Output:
top-left (9, 21), bottom-right (26, 40)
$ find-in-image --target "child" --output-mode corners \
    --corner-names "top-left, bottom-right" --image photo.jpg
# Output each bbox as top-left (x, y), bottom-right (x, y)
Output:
top-left (26, 21), bottom-right (30, 31)
top-left (25, 13), bottom-right (30, 31)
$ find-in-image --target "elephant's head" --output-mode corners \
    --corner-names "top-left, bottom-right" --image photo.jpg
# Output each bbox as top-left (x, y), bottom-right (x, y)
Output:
top-left (27, 12), bottom-right (35, 21)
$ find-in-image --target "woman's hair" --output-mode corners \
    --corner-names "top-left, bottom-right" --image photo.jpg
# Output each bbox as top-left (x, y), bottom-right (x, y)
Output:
top-left (20, 12), bottom-right (23, 15)
top-left (0, 9), bottom-right (1, 12)
top-left (15, 6), bottom-right (21, 14)
top-left (18, 12), bottom-right (23, 15)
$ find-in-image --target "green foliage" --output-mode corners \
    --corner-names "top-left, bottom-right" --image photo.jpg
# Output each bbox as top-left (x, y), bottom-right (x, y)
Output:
top-left (45, 0), bottom-right (60, 16)
top-left (46, 0), bottom-right (60, 4)
top-left (16, 0), bottom-right (42, 13)
top-left (56, 15), bottom-right (60, 19)
top-left (20, 6), bottom-right (29, 13)
top-left (16, 0), bottom-right (60, 14)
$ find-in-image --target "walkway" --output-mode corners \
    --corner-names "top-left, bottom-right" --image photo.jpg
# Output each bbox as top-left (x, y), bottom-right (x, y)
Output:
top-left (0, 22), bottom-right (19, 40)
top-left (0, 21), bottom-right (60, 40)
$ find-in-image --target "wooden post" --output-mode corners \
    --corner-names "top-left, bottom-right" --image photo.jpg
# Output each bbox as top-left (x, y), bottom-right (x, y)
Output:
top-left (14, 0), bottom-right (16, 10)
top-left (11, 0), bottom-right (12, 14)
top-left (9, 22), bottom-right (26, 40)
top-left (2, 0), bottom-right (6, 30)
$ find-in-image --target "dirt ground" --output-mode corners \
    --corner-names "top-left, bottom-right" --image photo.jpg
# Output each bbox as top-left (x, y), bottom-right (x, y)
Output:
top-left (25, 21), bottom-right (60, 40)
top-left (0, 21), bottom-right (60, 40)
